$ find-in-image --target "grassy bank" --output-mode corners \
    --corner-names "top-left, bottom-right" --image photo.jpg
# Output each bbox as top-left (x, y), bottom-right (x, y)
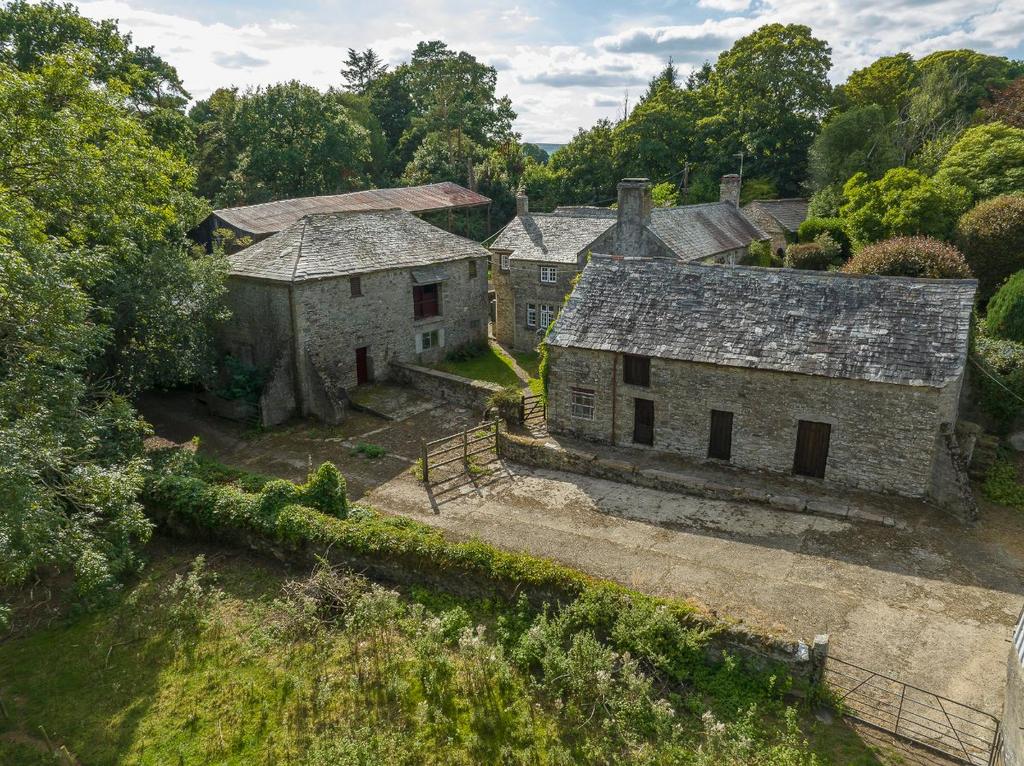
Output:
top-left (0, 539), bottom-right (881, 765)
top-left (436, 343), bottom-right (544, 394)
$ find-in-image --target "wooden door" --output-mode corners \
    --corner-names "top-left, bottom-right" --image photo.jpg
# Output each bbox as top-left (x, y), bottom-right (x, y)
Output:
top-left (793, 420), bottom-right (831, 478)
top-left (355, 346), bottom-right (369, 385)
top-left (708, 410), bottom-right (733, 460)
top-left (633, 398), bottom-right (654, 445)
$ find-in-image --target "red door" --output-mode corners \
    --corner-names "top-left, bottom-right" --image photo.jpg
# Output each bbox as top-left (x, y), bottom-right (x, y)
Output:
top-left (355, 347), bottom-right (369, 385)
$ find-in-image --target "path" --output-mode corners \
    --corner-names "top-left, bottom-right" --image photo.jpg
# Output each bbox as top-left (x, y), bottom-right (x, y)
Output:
top-left (366, 459), bottom-right (1024, 717)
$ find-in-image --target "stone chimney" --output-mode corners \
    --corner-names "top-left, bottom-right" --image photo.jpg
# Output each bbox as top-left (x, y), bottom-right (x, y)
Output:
top-left (516, 189), bottom-right (529, 217)
top-left (616, 178), bottom-right (652, 257)
top-left (720, 174), bottom-right (741, 207)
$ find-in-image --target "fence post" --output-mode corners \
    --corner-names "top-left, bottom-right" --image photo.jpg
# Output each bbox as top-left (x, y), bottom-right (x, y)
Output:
top-left (519, 394), bottom-right (525, 425)
top-left (463, 428), bottom-right (468, 462)
top-left (493, 419), bottom-right (500, 457)
top-left (421, 439), bottom-right (428, 484)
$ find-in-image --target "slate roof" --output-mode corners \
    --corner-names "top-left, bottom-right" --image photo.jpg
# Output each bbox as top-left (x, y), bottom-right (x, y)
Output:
top-left (490, 212), bottom-right (616, 264)
top-left (227, 209), bottom-right (489, 283)
top-left (744, 199), bottom-right (810, 232)
top-left (547, 257), bottom-right (975, 388)
top-left (646, 203), bottom-right (768, 261)
top-left (212, 182), bottom-right (491, 237)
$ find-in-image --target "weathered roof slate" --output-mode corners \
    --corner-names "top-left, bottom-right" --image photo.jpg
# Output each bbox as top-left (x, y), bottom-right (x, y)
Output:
top-left (647, 203), bottom-right (768, 261)
top-left (227, 209), bottom-right (488, 282)
top-left (490, 212), bottom-right (615, 263)
top-left (744, 199), bottom-right (810, 232)
top-left (547, 257), bottom-right (975, 387)
top-left (213, 182), bottom-right (491, 236)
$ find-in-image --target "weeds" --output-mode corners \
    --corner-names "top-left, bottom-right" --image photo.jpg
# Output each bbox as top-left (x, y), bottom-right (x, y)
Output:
top-left (352, 442), bottom-right (387, 460)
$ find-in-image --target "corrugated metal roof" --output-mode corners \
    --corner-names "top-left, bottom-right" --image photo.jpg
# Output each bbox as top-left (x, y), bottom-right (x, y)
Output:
top-left (548, 257), bottom-right (976, 388)
top-left (227, 209), bottom-right (489, 283)
top-left (212, 182), bottom-right (491, 236)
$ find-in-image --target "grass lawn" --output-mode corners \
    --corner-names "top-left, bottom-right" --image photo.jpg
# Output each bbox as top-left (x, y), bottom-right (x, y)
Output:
top-left (0, 535), bottom-right (887, 765)
top-left (435, 343), bottom-right (523, 388)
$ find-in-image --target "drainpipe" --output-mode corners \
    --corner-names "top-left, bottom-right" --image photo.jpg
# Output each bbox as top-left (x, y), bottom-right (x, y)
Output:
top-left (611, 353), bottom-right (618, 446)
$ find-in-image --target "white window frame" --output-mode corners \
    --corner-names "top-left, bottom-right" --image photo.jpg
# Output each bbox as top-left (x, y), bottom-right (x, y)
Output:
top-left (571, 388), bottom-right (596, 420)
top-left (526, 303), bottom-right (537, 328)
top-left (500, 253), bottom-right (510, 271)
top-left (539, 303), bottom-right (555, 328)
top-left (416, 328), bottom-right (444, 352)
top-left (1014, 610), bottom-right (1024, 666)
top-left (540, 266), bottom-right (557, 283)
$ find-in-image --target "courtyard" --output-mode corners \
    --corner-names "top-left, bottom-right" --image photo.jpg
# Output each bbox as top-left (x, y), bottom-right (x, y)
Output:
top-left (142, 391), bottom-right (1024, 718)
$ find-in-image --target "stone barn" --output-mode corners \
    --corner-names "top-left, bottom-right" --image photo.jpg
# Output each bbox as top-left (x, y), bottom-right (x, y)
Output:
top-left (544, 256), bottom-right (976, 503)
top-left (742, 198), bottom-right (810, 256)
top-left (220, 209), bottom-right (490, 425)
top-left (490, 178), bottom-right (768, 352)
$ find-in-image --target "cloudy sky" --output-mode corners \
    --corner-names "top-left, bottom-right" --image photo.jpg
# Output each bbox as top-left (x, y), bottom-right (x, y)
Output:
top-left (77, 0), bottom-right (1024, 143)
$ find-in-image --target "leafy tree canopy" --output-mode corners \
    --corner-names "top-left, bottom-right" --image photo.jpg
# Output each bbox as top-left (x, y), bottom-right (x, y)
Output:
top-left (840, 167), bottom-right (970, 244)
top-left (809, 104), bottom-right (901, 191)
top-left (933, 121), bottom-right (1024, 203)
top-left (956, 195), bottom-right (1024, 301)
top-left (841, 53), bottom-right (919, 114)
top-left (341, 47), bottom-right (388, 94)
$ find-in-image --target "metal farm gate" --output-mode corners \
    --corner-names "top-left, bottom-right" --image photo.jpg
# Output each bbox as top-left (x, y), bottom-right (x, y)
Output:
top-left (520, 393), bottom-right (546, 427)
top-left (824, 656), bottom-right (1000, 765)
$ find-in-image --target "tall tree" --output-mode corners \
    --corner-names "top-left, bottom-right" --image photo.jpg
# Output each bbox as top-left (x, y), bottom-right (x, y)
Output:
top-left (841, 53), bottom-right (919, 114)
top-left (341, 47), bottom-right (388, 94)
top-left (708, 24), bottom-right (833, 195)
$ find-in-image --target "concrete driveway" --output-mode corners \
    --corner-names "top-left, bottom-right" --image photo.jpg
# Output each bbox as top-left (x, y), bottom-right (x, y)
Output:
top-left (365, 459), bottom-right (1024, 716)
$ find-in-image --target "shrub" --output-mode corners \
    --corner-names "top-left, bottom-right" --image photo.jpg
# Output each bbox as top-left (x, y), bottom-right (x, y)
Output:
top-left (352, 443), bottom-right (386, 459)
top-left (740, 240), bottom-right (782, 268)
top-left (973, 333), bottom-right (1024, 430)
top-left (488, 386), bottom-right (523, 425)
top-left (784, 242), bottom-right (832, 271)
top-left (299, 462), bottom-right (348, 518)
top-left (982, 461), bottom-right (1024, 510)
top-left (842, 236), bottom-right (973, 279)
top-left (955, 195), bottom-right (1024, 301)
top-left (797, 217), bottom-right (851, 259)
top-left (215, 355), bottom-right (265, 404)
top-left (987, 271), bottom-right (1024, 341)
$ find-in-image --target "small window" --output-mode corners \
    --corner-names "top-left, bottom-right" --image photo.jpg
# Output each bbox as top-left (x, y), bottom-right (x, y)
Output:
top-left (571, 388), bottom-right (595, 420)
top-left (623, 354), bottom-right (650, 387)
top-left (418, 329), bottom-right (443, 351)
top-left (540, 266), bottom-right (557, 283)
top-left (500, 253), bottom-right (510, 271)
top-left (350, 276), bottom-right (362, 297)
top-left (526, 303), bottom-right (537, 327)
top-left (470, 318), bottom-right (481, 330)
top-left (539, 303), bottom-right (555, 328)
top-left (413, 283), bottom-right (440, 319)
top-left (468, 260), bottom-right (478, 279)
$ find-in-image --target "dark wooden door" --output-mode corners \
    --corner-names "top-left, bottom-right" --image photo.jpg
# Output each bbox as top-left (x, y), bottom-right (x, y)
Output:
top-left (793, 420), bottom-right (831, 478)
top-left (708, 410), bottom-right (733, 460)
top-left (633, 398), bottom-right (654, 445)
top-left (355, 346), bottom-right (369, 385)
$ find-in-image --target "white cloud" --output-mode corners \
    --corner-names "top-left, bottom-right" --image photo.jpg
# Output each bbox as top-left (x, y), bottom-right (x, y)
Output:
top-left (73, 0), bottom-right (1024, 143)
top-left (698, 0), bottom-right (751, 11)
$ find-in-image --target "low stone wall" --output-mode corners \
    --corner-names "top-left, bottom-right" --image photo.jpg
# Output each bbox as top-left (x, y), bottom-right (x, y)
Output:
top-left (389, 361), bottom-right (503, 416)
top-left (1004, 612), bottom-right (1024, 766)
top-left (497, 431), bottom-right (906, 528)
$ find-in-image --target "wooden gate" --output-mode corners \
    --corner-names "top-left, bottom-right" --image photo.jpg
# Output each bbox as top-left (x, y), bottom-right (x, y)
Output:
top-left (420, 419), bottom-right (501, 484)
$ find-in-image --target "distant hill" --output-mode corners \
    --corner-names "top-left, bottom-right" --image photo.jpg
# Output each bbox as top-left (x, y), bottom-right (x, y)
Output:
top-left (533, 143), bottom-right (564, 156)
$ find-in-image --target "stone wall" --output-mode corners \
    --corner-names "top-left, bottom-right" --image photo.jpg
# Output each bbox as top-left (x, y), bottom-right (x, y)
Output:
top-left (389, 362), bottom-right (502, 415)
top-left (220, 278), bottom-right (296, 426)
top-left (506, 256), bottom-right (582, 351)
top-left (224, 256), bottom-right (489, 424)
top-left (491, 249), bottom-right (516, 347)
top-left (1004, 612), bottom-right (1024, 766)
top-left (293, 256), bottom-right (489, 422)
top-left (742, 203), bottom-right (789, 255)
top-left (546, 345), bottom-right (960, 498)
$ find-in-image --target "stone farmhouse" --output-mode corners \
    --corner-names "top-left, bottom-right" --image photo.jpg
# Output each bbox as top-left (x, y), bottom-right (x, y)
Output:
top-left (192, 182), bottom-right (492, 249)
top-left (220, 209), bottom-right (490, 425)
top-left (544, 256), bottom-right (976, 504)
top-left (490, 177), bottom-right (768, 352)
top-left (742, 197), bottom-right (810, 256)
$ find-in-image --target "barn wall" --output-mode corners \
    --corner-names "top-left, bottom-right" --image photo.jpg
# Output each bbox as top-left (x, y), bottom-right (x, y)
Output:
top-left (545, 345), bottom-right (959, 498)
